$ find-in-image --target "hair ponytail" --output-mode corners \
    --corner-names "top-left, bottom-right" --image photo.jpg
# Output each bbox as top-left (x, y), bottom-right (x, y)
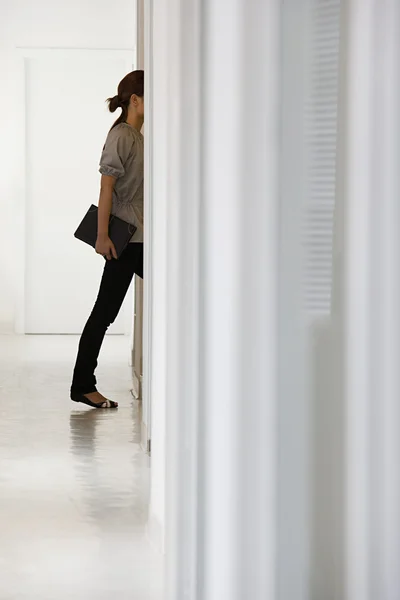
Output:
top-left (107, 70), bottom-right (144, 130)
top-left (108, 95), bottom-right (120, 112)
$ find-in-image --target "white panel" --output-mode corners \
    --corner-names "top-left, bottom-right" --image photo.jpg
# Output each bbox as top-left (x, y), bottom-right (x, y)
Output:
top-left (24, 51), bottom-right (133, 334)
top-left (304, 0), bottom-right (341, 316)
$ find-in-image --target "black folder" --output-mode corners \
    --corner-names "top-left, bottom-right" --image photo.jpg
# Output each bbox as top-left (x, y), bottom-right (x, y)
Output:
top-left (74, 205), bottom-right (136, 258)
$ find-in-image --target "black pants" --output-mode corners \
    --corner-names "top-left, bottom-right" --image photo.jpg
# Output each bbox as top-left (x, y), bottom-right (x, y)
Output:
top-left (71, 243), bottom-right (143, 394)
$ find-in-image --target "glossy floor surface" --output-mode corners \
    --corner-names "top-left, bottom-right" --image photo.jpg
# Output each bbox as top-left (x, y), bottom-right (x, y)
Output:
top-left (0, 335), bottom-right (163, 600)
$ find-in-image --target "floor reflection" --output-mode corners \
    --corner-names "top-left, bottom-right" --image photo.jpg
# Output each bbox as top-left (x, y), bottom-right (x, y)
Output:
top-left (0, 335), bottom-right (162, 600)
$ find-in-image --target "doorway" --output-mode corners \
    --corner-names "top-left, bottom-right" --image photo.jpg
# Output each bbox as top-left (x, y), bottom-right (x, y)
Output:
top-left (21, 49), bottom-right (134, 334)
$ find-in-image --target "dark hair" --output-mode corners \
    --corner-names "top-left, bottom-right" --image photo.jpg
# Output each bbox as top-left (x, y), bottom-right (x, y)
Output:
top-left (107, 70), bottom-right (144, 129)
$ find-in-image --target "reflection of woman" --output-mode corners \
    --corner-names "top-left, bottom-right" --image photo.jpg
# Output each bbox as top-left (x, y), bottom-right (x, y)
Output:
top-left (69, 411), bottom-right (113, 529)
top-left (71, 70), bottom-right (144, 409)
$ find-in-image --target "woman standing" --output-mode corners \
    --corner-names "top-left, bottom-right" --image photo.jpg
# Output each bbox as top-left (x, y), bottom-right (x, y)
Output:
top-left (71, 70), bottom-right (144, 409)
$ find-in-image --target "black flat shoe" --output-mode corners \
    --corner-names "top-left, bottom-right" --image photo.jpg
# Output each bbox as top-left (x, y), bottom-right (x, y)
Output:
top-left (71, 392), bottom-right (118, 409)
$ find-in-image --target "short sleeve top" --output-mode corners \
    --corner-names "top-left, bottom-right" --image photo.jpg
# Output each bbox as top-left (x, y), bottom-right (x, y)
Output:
top-left (99, 123), bottom-right (144, 242)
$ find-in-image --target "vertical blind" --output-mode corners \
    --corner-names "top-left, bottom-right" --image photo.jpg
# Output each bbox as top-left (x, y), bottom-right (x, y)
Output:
top-left (304, 0), bottom-right (341, 316)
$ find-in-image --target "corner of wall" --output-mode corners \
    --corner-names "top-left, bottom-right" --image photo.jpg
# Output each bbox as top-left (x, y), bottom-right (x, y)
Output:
top-left (147, 508), bottom-right (165, 555)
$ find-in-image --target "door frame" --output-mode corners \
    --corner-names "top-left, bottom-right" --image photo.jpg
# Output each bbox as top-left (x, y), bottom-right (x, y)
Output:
top-left (14, 47), bottom-right (135, 334)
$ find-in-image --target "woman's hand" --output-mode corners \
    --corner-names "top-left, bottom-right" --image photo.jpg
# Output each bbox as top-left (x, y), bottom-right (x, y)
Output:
top-left (95, 234), bottom-right (117, 260)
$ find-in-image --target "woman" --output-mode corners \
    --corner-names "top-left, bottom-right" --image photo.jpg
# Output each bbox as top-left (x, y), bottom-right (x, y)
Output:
top-left (71, 70), bottom-right (144, 409)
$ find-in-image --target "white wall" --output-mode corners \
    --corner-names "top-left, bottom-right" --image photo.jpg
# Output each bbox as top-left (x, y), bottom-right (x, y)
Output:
top-left (145, 0), bottom-right (168, 551)
top-left (0, 0), bottom-right (135, 333)
top-left (146, 1), bottom-right (400, 598)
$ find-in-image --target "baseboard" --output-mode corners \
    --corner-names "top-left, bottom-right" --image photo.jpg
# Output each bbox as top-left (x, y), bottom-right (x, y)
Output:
top-left (147, 511), bottom-right (165, 554)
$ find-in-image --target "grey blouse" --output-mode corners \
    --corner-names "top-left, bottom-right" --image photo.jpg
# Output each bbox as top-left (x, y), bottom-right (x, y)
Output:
top-left (99, 123), bottom-right (144, 243)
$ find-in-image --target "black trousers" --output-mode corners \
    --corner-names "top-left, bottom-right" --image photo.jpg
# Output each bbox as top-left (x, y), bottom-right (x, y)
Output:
top-left (71, 243), bottom-right (143, 394)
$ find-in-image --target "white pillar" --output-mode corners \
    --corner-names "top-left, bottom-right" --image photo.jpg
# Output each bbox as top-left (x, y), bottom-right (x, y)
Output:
top-left (340, 0), bottom-right (400, 598)
top-left (200, 1), bottom-right (280, 597)
top-left (341, 2), bottom-right (375, 598)
top-left (368, 2), bottom-right (400, 597)
top-left (145, 0), bottom-right (169, 551)
top-left (164, 0), bottom-right (281, 598)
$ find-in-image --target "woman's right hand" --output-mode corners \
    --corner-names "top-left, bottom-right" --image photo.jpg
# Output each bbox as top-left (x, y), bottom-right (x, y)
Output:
top-left (95, 235), bottom-right (117, 260)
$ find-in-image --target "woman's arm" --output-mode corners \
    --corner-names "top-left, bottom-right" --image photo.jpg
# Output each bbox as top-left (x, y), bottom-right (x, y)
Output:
top-left (96, 175), bottom-right (117, 260)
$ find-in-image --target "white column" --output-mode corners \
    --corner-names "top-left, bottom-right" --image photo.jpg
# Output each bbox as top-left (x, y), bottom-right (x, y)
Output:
top-left (145, 0), bottom-right (169, 550)
top-left (164, 0), bottom-right (202, 594)
top-left (340, 0), bottom-right (400, 598)
top-left (164, 0), bottom-right (281, 598)
top-left (341, 2), bottom-right (375, 598)
top-left (201, 2), bottom-right (280, 598)
top-left (369, 2), bottom-right (400, 597)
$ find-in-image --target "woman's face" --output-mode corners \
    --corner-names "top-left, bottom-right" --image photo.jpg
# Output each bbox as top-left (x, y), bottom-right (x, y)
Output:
top-left (131, 94), bottom-right (144, 118)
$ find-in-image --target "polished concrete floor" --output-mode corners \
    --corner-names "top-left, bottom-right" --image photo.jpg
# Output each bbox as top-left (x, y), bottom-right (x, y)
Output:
top-left (0, 335), bottom-right (163, 600)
